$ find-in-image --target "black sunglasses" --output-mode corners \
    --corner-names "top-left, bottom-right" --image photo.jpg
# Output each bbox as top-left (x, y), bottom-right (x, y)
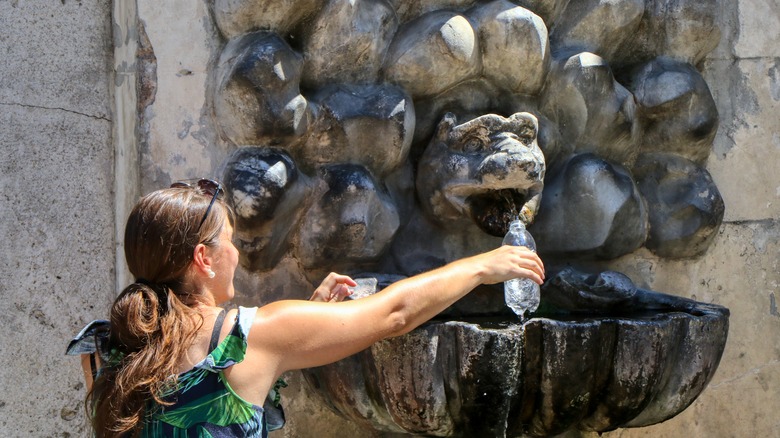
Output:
top-left (170, 179), bottom-right (223, 232)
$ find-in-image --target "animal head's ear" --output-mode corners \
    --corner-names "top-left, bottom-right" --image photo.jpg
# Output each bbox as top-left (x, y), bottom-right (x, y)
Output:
top-left (435, 113), bottom-right (458, 141)
top-left (508, 112), bottom-right (539, 144)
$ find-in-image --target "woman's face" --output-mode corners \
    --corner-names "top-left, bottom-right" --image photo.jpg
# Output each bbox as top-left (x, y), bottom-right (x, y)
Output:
top-left (210, 218), bottom-right (240, 305)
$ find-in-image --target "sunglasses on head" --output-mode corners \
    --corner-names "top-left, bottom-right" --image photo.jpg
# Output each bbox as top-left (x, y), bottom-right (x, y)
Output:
top-left (170, 179), bottom-right (223, 232)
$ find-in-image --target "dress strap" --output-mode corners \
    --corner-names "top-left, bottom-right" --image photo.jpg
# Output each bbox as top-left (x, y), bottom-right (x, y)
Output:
top-left (209, 309), bottom-right (227, 351)
top-left (193, 306), bottom-right (257, 371)
top-left (89, 352), bottom-right (98, 380)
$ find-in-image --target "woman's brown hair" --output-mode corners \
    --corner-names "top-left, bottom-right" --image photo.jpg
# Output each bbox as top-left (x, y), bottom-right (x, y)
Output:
top-left (87, 186), bottom-right (232, 437)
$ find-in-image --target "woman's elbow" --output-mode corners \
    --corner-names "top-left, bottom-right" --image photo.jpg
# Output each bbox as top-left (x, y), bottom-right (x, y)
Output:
top-left (384, 310), bottom-right (409, 338)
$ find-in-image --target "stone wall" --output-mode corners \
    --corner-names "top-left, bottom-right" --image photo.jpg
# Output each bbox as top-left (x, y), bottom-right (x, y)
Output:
top-left (0, 0), bottom-right (776, 436)
top-left (0, 0), bottom-right (115, 436)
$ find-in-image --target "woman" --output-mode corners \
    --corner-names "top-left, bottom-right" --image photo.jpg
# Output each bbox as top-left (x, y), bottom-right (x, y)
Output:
top-left (68, 179), bottom-right (544, 437)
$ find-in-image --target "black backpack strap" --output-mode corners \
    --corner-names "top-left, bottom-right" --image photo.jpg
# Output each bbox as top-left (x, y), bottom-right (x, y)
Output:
top-left (209, 309), bottom-right (227, 351)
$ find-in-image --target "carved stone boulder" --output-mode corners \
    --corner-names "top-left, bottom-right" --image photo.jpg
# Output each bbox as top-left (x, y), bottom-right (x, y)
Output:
top-left (297, 164), bottom-right (400, 271)
top-left (214, 32), bottom-right (313, 147)
top-left (223, 147), bottom-right (305, 271)
top-left (303, 84), bottom-right (415, 177)
top-left (633, 152), bottom-right (725, 258)
top-left (540, 52), bottom-right (638, 165)
top-left (383, 11), bottom-right (480, 98)
top-left (629, 57), bottom-right (719, 164)
top-left (301, 0), bottom-right (398, 88)
top-left (531, 153), bottom-right (648, 259)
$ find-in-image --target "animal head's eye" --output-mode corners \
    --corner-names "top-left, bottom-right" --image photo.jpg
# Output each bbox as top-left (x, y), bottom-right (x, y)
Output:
top-left (461, 135), bottom-right (486, 153)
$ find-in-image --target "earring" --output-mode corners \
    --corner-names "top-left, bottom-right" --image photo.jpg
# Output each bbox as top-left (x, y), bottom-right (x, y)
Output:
top-left (207, 270), bottom-right (216, 279)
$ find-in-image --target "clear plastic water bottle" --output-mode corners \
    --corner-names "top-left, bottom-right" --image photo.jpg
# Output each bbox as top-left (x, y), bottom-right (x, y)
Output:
top-left (502, 219), bottom-right (540, 318)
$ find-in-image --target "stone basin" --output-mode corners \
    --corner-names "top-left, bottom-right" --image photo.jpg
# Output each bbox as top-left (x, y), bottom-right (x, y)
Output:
top-left (302, 289), bottom-right (728, 437)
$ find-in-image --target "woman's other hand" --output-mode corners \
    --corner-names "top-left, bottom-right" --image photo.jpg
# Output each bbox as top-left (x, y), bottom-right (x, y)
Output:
top-left (309, 272), bottom-right (358, 302)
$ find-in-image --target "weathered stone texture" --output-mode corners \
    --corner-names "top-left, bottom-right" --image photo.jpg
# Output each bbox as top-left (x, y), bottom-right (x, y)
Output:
top-left (297, 164), bottom-right (401, 270)
top-left (705, 58), bottom-right (780, 223)
top-left (0, 1), bottom-right (115, 437)
top-left (732, 0), bottom-right (780, 58)
top-left (416, 112), bottom-right (545, 233)
top-left (215, 32), bottom-right (313, 147)
top-left (136, 0), bottom-right (221, 192)
top-left (629, 58), bottom-right (719, 164)
top-left (384, 11), bottom-right (481, 97)
top-left (531, 154), bottom-right (648, 259)
top-left (634, 153), bottom-right (724, 259)
top-left (0, 2), bottom-right (111, 117)
top-left (540, 52), bottom-right (638, 165)
top-left (301, 0), bottom-right (398, 88)
top-left (0, 107), bottom-right (115, 436)
top-left (302, 286), bottom-right (727, 436)
top-left (468, 0), bottom-right (550, 95)
top-left (549, 0), bottom-right (644, 61)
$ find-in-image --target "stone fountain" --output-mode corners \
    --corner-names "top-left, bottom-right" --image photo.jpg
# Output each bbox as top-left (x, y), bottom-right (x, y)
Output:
top-left (208, 0), bottom-right (729, 436)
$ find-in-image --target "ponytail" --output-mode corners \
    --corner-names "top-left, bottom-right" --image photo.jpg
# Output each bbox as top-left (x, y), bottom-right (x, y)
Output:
top-left (87, 282), bottom-right (202, 437)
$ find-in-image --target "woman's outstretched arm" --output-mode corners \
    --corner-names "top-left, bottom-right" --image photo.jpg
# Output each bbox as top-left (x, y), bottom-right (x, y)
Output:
top-left (249, 245), bottom-right (544, 374)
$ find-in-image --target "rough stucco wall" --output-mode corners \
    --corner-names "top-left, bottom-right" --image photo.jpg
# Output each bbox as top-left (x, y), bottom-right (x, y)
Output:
top-left (0, 0), bottom-right (115, 436)
top-left (135, 0), bottom-right (224, 190)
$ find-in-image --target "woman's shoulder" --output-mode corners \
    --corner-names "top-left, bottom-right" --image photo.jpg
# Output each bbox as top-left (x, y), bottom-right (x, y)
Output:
top-left (233, 306), bottom-right (258, 338)
top-left (218, 306), bottom-right (259, 341)
top-left (212, 306), bottom-right (258, 360)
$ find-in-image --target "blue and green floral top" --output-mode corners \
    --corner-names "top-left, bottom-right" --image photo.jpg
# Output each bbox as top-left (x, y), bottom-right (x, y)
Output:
top-left (66, 306), bottom-right (285, 437)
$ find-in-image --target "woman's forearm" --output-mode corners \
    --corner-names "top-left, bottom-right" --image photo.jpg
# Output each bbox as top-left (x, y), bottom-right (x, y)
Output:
top-left (379, 257), bottom-right (484, 336)
top-left (378, 245), bottom-right (543, 337)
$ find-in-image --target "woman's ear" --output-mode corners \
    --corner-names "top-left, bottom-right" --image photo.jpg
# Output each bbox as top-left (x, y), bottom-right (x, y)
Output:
top-left (191, 243), bottom-right (213, 278)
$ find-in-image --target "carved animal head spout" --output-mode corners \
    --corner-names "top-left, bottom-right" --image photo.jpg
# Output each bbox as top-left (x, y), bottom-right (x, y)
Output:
top-left (416, 112), bottom-right (546, 236)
